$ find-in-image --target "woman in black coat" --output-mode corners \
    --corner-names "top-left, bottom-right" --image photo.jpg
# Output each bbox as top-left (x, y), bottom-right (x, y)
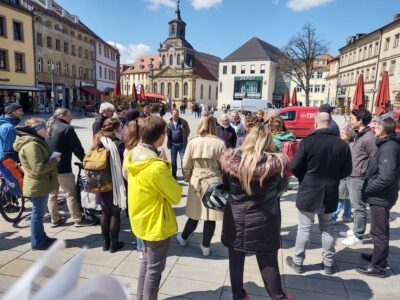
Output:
top-left (220, 125), bottom-right (290, 300)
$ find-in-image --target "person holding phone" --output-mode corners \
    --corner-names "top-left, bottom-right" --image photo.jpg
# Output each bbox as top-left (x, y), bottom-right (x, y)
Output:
top-left (14, 118), bottom-right (60, 250)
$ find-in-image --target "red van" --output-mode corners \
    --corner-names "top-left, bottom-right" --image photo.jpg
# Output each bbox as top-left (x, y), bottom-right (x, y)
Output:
top-left (278, 107), bottom-right (318, 138)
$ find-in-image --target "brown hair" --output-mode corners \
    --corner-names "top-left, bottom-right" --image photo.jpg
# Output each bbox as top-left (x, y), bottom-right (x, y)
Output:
top-left (25, 117), bottom-right (46, 127)
top-left (197, 115), bottom-right (217, 136)
top-left (268, 116), bottom-right (287, 135)
top-left (244, 114), bottom-right (262, 131)
top-left (91, 118), bottom-right (121, 150)
top-left (124, 120), bottom-right (140, 150)
top-left (140, 116), bottom-right (167, 145)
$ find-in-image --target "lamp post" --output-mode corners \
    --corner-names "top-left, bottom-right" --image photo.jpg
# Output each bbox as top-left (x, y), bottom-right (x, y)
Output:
top-left (148, 63), bottom-right (153, 92)
top-left (51, 62), bottom-right (55, 114)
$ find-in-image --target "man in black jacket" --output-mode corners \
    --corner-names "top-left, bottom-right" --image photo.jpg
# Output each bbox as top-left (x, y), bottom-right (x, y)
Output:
top-left (47, 109), bottom-right (93, 227)
top-left (356, 117), bottom-right (400, 278)
top-left (216, 114), bottom-right (237, 148)
top-left (286, 112), bottom-right (352, 275)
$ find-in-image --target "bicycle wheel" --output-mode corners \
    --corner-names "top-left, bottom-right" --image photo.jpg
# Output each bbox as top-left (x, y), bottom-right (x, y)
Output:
top-left (0, 182), bottom-right (25, 223)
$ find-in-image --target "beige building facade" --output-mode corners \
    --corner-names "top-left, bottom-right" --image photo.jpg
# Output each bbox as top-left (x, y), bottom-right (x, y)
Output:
top-left (325, 56), bottom-right (340, 107)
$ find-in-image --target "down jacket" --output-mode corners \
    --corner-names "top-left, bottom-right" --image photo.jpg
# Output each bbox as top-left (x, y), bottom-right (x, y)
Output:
top-left (220, 149), bottom-right (288, 253)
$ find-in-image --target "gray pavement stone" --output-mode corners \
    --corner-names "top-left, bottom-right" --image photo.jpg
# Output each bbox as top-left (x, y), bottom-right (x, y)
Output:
top-left (0, 250), bottom-right (22, 267)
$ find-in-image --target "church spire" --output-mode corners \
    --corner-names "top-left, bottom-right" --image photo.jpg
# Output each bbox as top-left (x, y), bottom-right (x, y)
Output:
top-left (175, 0), bottom-right (182, 21)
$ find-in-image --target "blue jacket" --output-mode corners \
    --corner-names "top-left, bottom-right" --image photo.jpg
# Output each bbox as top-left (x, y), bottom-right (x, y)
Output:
top-left (0, 115), bottom-right (21, 161)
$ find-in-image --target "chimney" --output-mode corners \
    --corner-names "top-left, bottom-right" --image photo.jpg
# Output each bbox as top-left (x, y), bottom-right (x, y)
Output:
top-left (394, 14), bottom-right (400, 21)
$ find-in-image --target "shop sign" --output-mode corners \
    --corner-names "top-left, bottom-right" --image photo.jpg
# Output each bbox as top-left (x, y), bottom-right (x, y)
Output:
top-left (81, 81), bottom-right (94, 87)
top-left (234, 76), bottom-right (263, 81)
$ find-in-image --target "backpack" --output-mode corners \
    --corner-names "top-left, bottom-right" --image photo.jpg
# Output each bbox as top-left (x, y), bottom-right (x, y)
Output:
top-left (83, 148), bottom-right (113, 192)
top-left (0, 158), bottom-right (23, 196)
top-left (281, 140), bottom-right (301, 177)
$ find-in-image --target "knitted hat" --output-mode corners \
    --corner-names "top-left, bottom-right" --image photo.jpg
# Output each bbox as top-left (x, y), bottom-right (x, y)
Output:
top-left (319, 104), bottom-right (332, 114)
top-left (5, 103), bottom-right (22, 114)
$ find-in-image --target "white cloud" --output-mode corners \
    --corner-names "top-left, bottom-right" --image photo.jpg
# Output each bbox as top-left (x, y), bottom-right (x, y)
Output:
top-left (286, 0), bottom-right (333, 12)
top-left (143, 0), bottom-right (175, 10)
top-left (190, 0), bottom-right (222, 10)
top-left (108, 41), bottom-right (151, 64)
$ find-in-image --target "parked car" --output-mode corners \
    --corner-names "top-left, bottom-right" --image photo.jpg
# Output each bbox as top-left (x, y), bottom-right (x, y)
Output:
top-left (278, 106), bottom-right (319, 138)
top-left (228, 98), bottom-right (278, 116)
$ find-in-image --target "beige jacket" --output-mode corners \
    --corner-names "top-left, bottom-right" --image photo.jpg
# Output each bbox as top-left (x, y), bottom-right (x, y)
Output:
top-left (182, 135), bottom-right (226, 221)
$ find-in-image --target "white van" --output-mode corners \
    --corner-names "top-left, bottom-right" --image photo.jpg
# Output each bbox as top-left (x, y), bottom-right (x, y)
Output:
top-left (240, 99), bottom-right (277, 115)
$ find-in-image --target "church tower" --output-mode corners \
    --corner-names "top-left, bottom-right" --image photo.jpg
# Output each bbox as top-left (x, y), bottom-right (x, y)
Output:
top-left (168, 0), bottom-right (186, 40)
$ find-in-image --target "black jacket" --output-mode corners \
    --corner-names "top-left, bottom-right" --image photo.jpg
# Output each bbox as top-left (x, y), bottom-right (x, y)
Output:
top-left (290, 128), bottom-right (352, 214)
top-left (92, 114), bottom-right (108, 136)
top-left (46, 118), bottom-right (85, 174)
top-left (167, 118), bottom-right (190, 149)
top-left (216, 125), bottom-right (237, 148)
top-left (363, 134), bottom-right (400, 207)
top-left (220, 149), bottom-right (288, 253)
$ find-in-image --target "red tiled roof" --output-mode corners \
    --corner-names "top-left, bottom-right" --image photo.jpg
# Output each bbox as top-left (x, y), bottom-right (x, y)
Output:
top-left (129, 54), bottom-right (160, 74)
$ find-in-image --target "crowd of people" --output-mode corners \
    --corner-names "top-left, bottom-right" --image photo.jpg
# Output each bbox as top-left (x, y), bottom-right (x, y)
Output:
top-left (0, 101), bottom-right (399, 300)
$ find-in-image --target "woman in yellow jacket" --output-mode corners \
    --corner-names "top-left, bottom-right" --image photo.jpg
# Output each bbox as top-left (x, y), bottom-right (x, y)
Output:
top-left (124, 116), bottom-right (182, 300)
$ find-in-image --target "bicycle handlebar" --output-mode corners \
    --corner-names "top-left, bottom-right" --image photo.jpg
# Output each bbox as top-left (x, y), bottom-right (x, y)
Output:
top-left (74, 162), bottom-right (83, 169)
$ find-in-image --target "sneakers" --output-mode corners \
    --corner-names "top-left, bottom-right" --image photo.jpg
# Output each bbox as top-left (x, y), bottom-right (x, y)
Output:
top-left (176, 233), bottom-right (189, 247)
top-left (200, 244), bottom-right (210, 256)
top-left (51, 217), bottom-right (67, 228)
top-left (322, 263), bottom-right (335, 275)
top-left (139, 251), bottom-right (143, 261)
top-left (286, 256), bottom-right (304, 274)
top-left (75, 217), bottom-right (95, 227)
top-left (32, 237), bottom-right (57, 251)
top-left (342, 235), bottom-right (362, 246)
top-left (339, 229), bottom-right (354, 238)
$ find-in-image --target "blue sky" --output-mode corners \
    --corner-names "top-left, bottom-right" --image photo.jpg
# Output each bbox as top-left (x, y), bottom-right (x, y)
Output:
top-left (56, 0), bottom-right (399, 64)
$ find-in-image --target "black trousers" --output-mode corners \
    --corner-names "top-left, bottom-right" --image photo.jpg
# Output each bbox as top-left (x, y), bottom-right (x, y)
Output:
top-left (181, 218), bottom-right (216, 247)
top-left (229, 248), bottom-right (285, 300)
top-left (370, 205), bottom-right (390, 272)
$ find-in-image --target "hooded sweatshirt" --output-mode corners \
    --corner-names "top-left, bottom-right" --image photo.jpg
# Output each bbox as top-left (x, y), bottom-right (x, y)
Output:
top-left (13, 126), bottom-right (58, 197)
top-left (124, 144), bottom-right (182, 241)
top-left (272, 131), bottom-right (297, 152)
top-left (0, 115), bottom-right (21, 160)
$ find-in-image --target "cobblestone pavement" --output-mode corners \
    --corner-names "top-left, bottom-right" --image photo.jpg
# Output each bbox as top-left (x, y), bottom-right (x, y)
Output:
top-left (0, 111), bottom-right (399, 299)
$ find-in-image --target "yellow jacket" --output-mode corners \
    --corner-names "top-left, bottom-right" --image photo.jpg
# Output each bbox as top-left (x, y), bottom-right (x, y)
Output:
top-left (124, 147), bottom-right (182, 241)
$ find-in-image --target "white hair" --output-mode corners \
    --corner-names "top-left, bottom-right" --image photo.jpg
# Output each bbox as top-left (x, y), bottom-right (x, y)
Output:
top-left (220, 114), bottom-right (229, 121)
top-left (99, 102), bottom-right (115, 114)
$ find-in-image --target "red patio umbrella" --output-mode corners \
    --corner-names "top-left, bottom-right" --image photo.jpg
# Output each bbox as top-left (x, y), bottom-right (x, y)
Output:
top-left (113, 80), bottom-right (121, 96)
top-left (131, 83), bottom-right (138, 101)
top-left (374, 71), bottom-right (390, 116)
top-left (352, 74), bottom-right (365, 109)
top-left (139, 84), bottom-right (146, 102)
top-left (291, 88), bottom-right (297, 106)
top-left (282, 89), bottom-right (290, 108)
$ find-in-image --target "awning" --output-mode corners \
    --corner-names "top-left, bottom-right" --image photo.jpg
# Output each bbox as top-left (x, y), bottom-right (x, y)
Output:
top-left (0, 85), bottom-right (45, 91)
top-left (80, 86), bottom-right (103, 95)
top-left (145, 92), bottom-right (168, 100)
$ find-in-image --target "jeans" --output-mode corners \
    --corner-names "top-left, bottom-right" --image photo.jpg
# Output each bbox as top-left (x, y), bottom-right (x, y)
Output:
top-left (31, 195), bottom-right (49, 248)
top-left (229, 248), bottom-right (285, 300)
top-left (170, 143), bottom-right (185, 178)
top-left (137, 238), bottom-right (170, 300)
top-left (348, 177), bottom-right (367, 238)
top-left (293, 210), bottom-right (335, 267)
top-left (370, 205), bottom-right (390, 272)
top-left (137, 237), bottom-right (143, 251)
top-left (181, 218), bottom-right (216, 247)
top-left (332, 199), bottom-right (352, 221)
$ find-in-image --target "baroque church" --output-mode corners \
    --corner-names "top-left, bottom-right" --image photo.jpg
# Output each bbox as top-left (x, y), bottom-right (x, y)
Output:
top-left (150, 1), bottom-right (220, 107)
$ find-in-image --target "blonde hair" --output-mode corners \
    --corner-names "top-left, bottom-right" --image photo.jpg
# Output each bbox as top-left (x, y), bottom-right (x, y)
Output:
top-left (197, 115), bottom-right (217, 136)
top-left (236, 125), bottom-right (284, 195)
top-left (25, 117), bottom-right (46, 127)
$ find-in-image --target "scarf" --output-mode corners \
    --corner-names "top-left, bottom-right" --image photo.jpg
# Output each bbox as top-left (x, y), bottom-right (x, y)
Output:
top-left (100, 137), bottom-right (126, 209)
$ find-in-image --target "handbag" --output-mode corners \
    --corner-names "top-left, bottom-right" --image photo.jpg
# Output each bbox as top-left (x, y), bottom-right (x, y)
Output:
top-left (201, 182), bottom-right (231, 212)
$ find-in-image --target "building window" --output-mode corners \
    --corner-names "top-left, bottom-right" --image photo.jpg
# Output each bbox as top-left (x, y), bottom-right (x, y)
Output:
top-left (56, 62), bottom-right (60, 75)
top-left (382, 62), bottom-right (387, 75)
top-left (358, 48), bottom-right (362, 61)
top-left (375, 41), bottom-right (379, 55)
top-left (0, 49), bottom-right (8, 70)
top-left (309, 85), bottom-right (313, 93)
top-left (390, 60), bottom-right (396, 75)
top-left (99, 66), bottom-right (102, 78)
top-left (317, 72), bottom-right (323, 79)
top-left (98, 44), bottom-right (101, 55)
top-left (363, 46), bottom-right (367, 60)
top-left (231, 65), bottom-right (236, 74)
top-left (153, 83), bottom-right (158, 93)
top-left (177, 53), bottom-right (181, 66)
top-left (47, 36), bottom-right (52, 48)
top-left (260, 64), bottom-right (265, 74)
top-left (184, 82), bottom-right (188, 96)
top-left (78, 67), bottom-right (82, 78)
top-left (175, 83), bottom-right (179, 98)
top-left (84, 36), bottom-right (88, 42)
top-left (216, 86), bottom-right (218, 100)
top-left (368, 44), bottom-right (372, 57)
top-left (161, 83), bottom-right (165, 95)
top-left (64, 42), bottom-right (68, 53)
top-left (385, 38), bottom-right (390, 50)
top-left (104, 67), bottom-right (107, 79)
top-left (296, 86), bottom-right (302, 92)
top-left (64, 63), bottom-right (69, 76)
top-left (162, 55), bottom-right (166, 65)
top-left (78, 33), bottom-right (82, 40)
top-left (37, 57), bottom-right (42, 72)
top-left (71, 45), bottom-right (76, 56)
top-left (250, 64), bottom-right (255, 74)
top-left (84, 68), bottom-right (88, 80)
top-left (109, 69), bottom-right (111, 80)
top-left (395, 34), bottom-right (400, 48)
top-left (85, 49), bottom-right (88, 59)
top-left (70, 30), bottom-right (75, 37)
top-left (241, 65), bottom-right (245, 74)
top-left (321, 85), bottom-right (325, 93)
top-left (222, 65), bottom-right (227, 74)
top-left (200, 84), bottom-right (203, 99)
top-left (314, 85), bottom-right (321, 93)
top-left (56, 39), bottom-right (60, 51)
top-left (167, 83), bottom-right (172, 96)
top-left (72, 65), bottom-right (76, 77)
top-left (219, 81), bottom-right (222, 93)
top-left (13, 21), bottom-right (23, 41)
top-left (36, 33), bottom-right (42, 46)
top-left (0, 16), bottom-right (6, 37)
top-left (47, 60), bottom-right (53, 72)
top-left (14, 52), bottom-right (25, 72)
top-left (208, 85), bottom-right (211, 100)
top-left (78, 47), bottom-right (82, 57)
top-left (169, 55), bottom-right (173, 66)
top-left (90, 51), bottom-right (94, 60)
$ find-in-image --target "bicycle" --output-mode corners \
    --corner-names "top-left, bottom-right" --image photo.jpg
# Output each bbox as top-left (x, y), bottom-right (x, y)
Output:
top-left (0, 173), bottom-right (26, 223)
top-left (74, 162), bottom-right (101, 224)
